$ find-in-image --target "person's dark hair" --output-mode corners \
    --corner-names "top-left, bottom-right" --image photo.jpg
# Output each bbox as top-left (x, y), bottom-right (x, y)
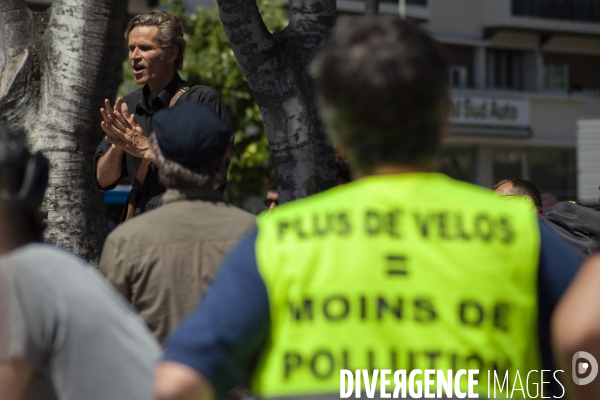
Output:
top-left (125, 10), bottom-right (186, 70)
top-left (310, 16), bottom-right (449, 173)
top-left (266, 180), bottom-right (278, 193)
top-left (493, 178), bottom-right (543, 214)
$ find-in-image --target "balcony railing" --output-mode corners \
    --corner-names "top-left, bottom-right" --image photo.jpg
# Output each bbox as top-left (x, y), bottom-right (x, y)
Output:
top-left (352, 0), bottom-right (428, 5)
top-left (512, 0), bottom-right (600, 23)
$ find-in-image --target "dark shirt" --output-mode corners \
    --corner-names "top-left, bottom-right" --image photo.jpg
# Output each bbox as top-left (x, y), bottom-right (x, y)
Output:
top-left (163, 222), bottom-right (582, 397)
top-left (543, 201), bottom-right (600, 258)
top-left (94, 73), bottom-right (231, 215)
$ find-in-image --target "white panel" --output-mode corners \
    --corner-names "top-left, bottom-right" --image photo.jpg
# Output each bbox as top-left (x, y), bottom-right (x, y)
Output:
top-left (577, 119), bottom-right (600, 203)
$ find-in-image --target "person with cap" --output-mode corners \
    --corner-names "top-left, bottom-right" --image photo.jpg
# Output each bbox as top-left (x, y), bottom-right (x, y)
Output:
top-left (99, 102), bottom-right (255, 345)
top-left (0, 121), bottom-right (160, 400)
top-left (154, 17), bottom-right (581, 400)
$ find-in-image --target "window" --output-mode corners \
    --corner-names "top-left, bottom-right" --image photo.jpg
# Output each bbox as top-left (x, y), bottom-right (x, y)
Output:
top-left (512, 0), bottom-right (600, 23)
top-left (437, 147), bottom-right (475, 183)
top-left (543, 63), bottom-right (569, 92)
top-left (492, 148), bottom-right (576, 200)
top-left (449, 66), bottom-right (468, 89)
top-left (487, 50), bottom-right (523, 91)
top-left (379, 0), bottom-right (428, 4)
top-left (493, 150), bottom-right (525, 184)
top-left (528, 148), bottom-right (576, 200)
top-left (545, 53), bottom-right (600, 94)
top-left (444, 44), bottom-right (474, 88)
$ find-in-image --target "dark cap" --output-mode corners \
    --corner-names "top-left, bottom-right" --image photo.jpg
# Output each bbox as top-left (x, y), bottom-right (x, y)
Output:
top-left (153, 102), bottom-right (232, 173)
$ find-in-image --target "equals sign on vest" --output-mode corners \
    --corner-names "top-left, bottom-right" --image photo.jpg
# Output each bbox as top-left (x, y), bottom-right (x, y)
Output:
top-left (386, 254), bottom-right (408, 276)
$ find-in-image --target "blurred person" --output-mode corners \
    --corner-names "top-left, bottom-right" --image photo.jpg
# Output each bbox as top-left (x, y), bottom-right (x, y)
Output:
top-left (541, 193), bottom-right (558, 215)
top-left (264, 180), bottom-right (278, 210)
top-left (0, 122), bottom-right (160, 400)
top-left (95, 10), bottom-right (230, 219)
top-left (99, 102), bottom-right (255, 345)
top-left (493, 178), bottom-right (543, 216)
top-left (552, 253), bottom-right (600, 400)
top-left (335, 153), bottom-right (351, 185)
top-left (494, 180), bottom-right (599, 258)
top-left (154, 17), bottom-right (581, 400)
top-left (544, 201), bottom-right (600, 259)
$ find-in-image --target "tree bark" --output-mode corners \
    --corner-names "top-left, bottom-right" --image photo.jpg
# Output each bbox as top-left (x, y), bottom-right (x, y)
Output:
top-left (0, 0), bottom-right (128, 261)
top-left (216, 0), bottom-right (337, 203)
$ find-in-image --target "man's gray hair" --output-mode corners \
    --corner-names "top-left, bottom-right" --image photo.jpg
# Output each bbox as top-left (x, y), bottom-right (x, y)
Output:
top-left (148, 134), bottom-right (223, 188)
top-left (125, 10), bottom-right (186, 70)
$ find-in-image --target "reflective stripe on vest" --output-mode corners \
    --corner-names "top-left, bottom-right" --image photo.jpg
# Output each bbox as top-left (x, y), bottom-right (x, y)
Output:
top-left (253, 173), bottom-right (541, 398)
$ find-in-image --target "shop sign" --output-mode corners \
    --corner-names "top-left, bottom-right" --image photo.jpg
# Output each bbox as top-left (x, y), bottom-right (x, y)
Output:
top-left (450, 96), bottom-right (530, 127)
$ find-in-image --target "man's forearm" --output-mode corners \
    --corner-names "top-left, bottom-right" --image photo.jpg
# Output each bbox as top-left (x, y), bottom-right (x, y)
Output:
top-left (96, 145), bottom-right (125, 189)
top-left (0, 359), bottom-right (33, 400)
top-left (154, 362), bottom-right (215, 400)
top-left (552, 255), bottom-right (600, 400)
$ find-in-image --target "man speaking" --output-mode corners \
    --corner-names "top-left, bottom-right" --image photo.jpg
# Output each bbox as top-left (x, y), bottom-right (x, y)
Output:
top-left (94, 10), bottom-right (230, 219)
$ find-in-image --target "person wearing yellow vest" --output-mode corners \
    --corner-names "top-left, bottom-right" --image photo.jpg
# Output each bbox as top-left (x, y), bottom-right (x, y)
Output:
top-left (155, 16), bottom-right (581, 400)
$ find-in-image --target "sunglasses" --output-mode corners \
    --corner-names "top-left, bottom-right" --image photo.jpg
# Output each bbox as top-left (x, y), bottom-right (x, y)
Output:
top-left (264, 198), bottom-right (279, 207)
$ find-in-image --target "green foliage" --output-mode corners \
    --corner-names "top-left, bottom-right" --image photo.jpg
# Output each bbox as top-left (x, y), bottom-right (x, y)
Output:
top-left (119, 57), bottom-right (137, 99)
top-left (169, 0), bottom-right (288, 206)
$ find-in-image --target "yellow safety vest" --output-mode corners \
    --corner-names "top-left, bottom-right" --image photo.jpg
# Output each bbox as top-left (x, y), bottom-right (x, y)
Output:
top-left (253, 173), bottom-right (541, 398)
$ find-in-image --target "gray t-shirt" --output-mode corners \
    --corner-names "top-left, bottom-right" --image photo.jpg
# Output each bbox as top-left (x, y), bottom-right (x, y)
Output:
top-left (0, 244), bottom-right (161, 400)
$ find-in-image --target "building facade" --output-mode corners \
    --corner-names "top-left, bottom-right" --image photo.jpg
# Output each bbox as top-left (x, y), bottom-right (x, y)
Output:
top-left (26, 0), bottom-right (600, 201)
top-left (340, 0), bottom-right (600, 202)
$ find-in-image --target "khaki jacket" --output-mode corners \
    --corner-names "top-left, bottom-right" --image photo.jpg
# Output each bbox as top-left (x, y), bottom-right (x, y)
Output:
top-left (99, 187), bottom-right (256, 344)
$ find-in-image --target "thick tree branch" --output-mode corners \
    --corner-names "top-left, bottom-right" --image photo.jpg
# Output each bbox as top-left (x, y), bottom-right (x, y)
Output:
top-left (46, 0), bottom-right (127, 102)
top-left (40, 0), bottom-right (127, 155)
top-left (47, 0), bottom-right (127, 144)
top-left (216, 0), bottom-right (337, 202)
top-left (0, 0), bottom-right (129, 261)
top-left (26, 0), bottom-right (128, 260)
top-left (0, 0), bottom-right (33, 75)
top-left (288, 0), bottom-right (336, 38)
top-left (0, 49), bottom-right (32, 117)
top-left (217, 0), bottom-right (273, 49)
top-left (216, 0), bottom-right (275, 76)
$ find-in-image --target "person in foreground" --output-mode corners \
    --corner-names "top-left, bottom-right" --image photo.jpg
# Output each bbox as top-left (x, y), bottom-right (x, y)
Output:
top-left (0, 122), bottom-right (160, 399)
top-left (155, 17), bottom-right (581, 400)
top-left (553, 254), bottom-right (600, 400)
top-left (99, 102), bottom-right (255, 345)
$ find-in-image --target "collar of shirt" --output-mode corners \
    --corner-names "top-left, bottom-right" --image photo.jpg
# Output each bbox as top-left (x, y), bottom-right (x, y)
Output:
top-left (136, 73), bottom-right (184, 114)
top-left (160, 187), bottom-right (226, 206)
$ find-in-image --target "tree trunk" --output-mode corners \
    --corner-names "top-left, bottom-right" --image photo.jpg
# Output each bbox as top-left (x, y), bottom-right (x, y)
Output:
top-left (0, 0), bottom-right (128, 262)
top-left (216, 0), bottom-right (337, 203)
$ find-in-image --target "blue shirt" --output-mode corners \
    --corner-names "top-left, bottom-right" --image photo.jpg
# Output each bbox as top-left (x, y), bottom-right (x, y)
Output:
top-left (163, 222), bottom-right (581, 396)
